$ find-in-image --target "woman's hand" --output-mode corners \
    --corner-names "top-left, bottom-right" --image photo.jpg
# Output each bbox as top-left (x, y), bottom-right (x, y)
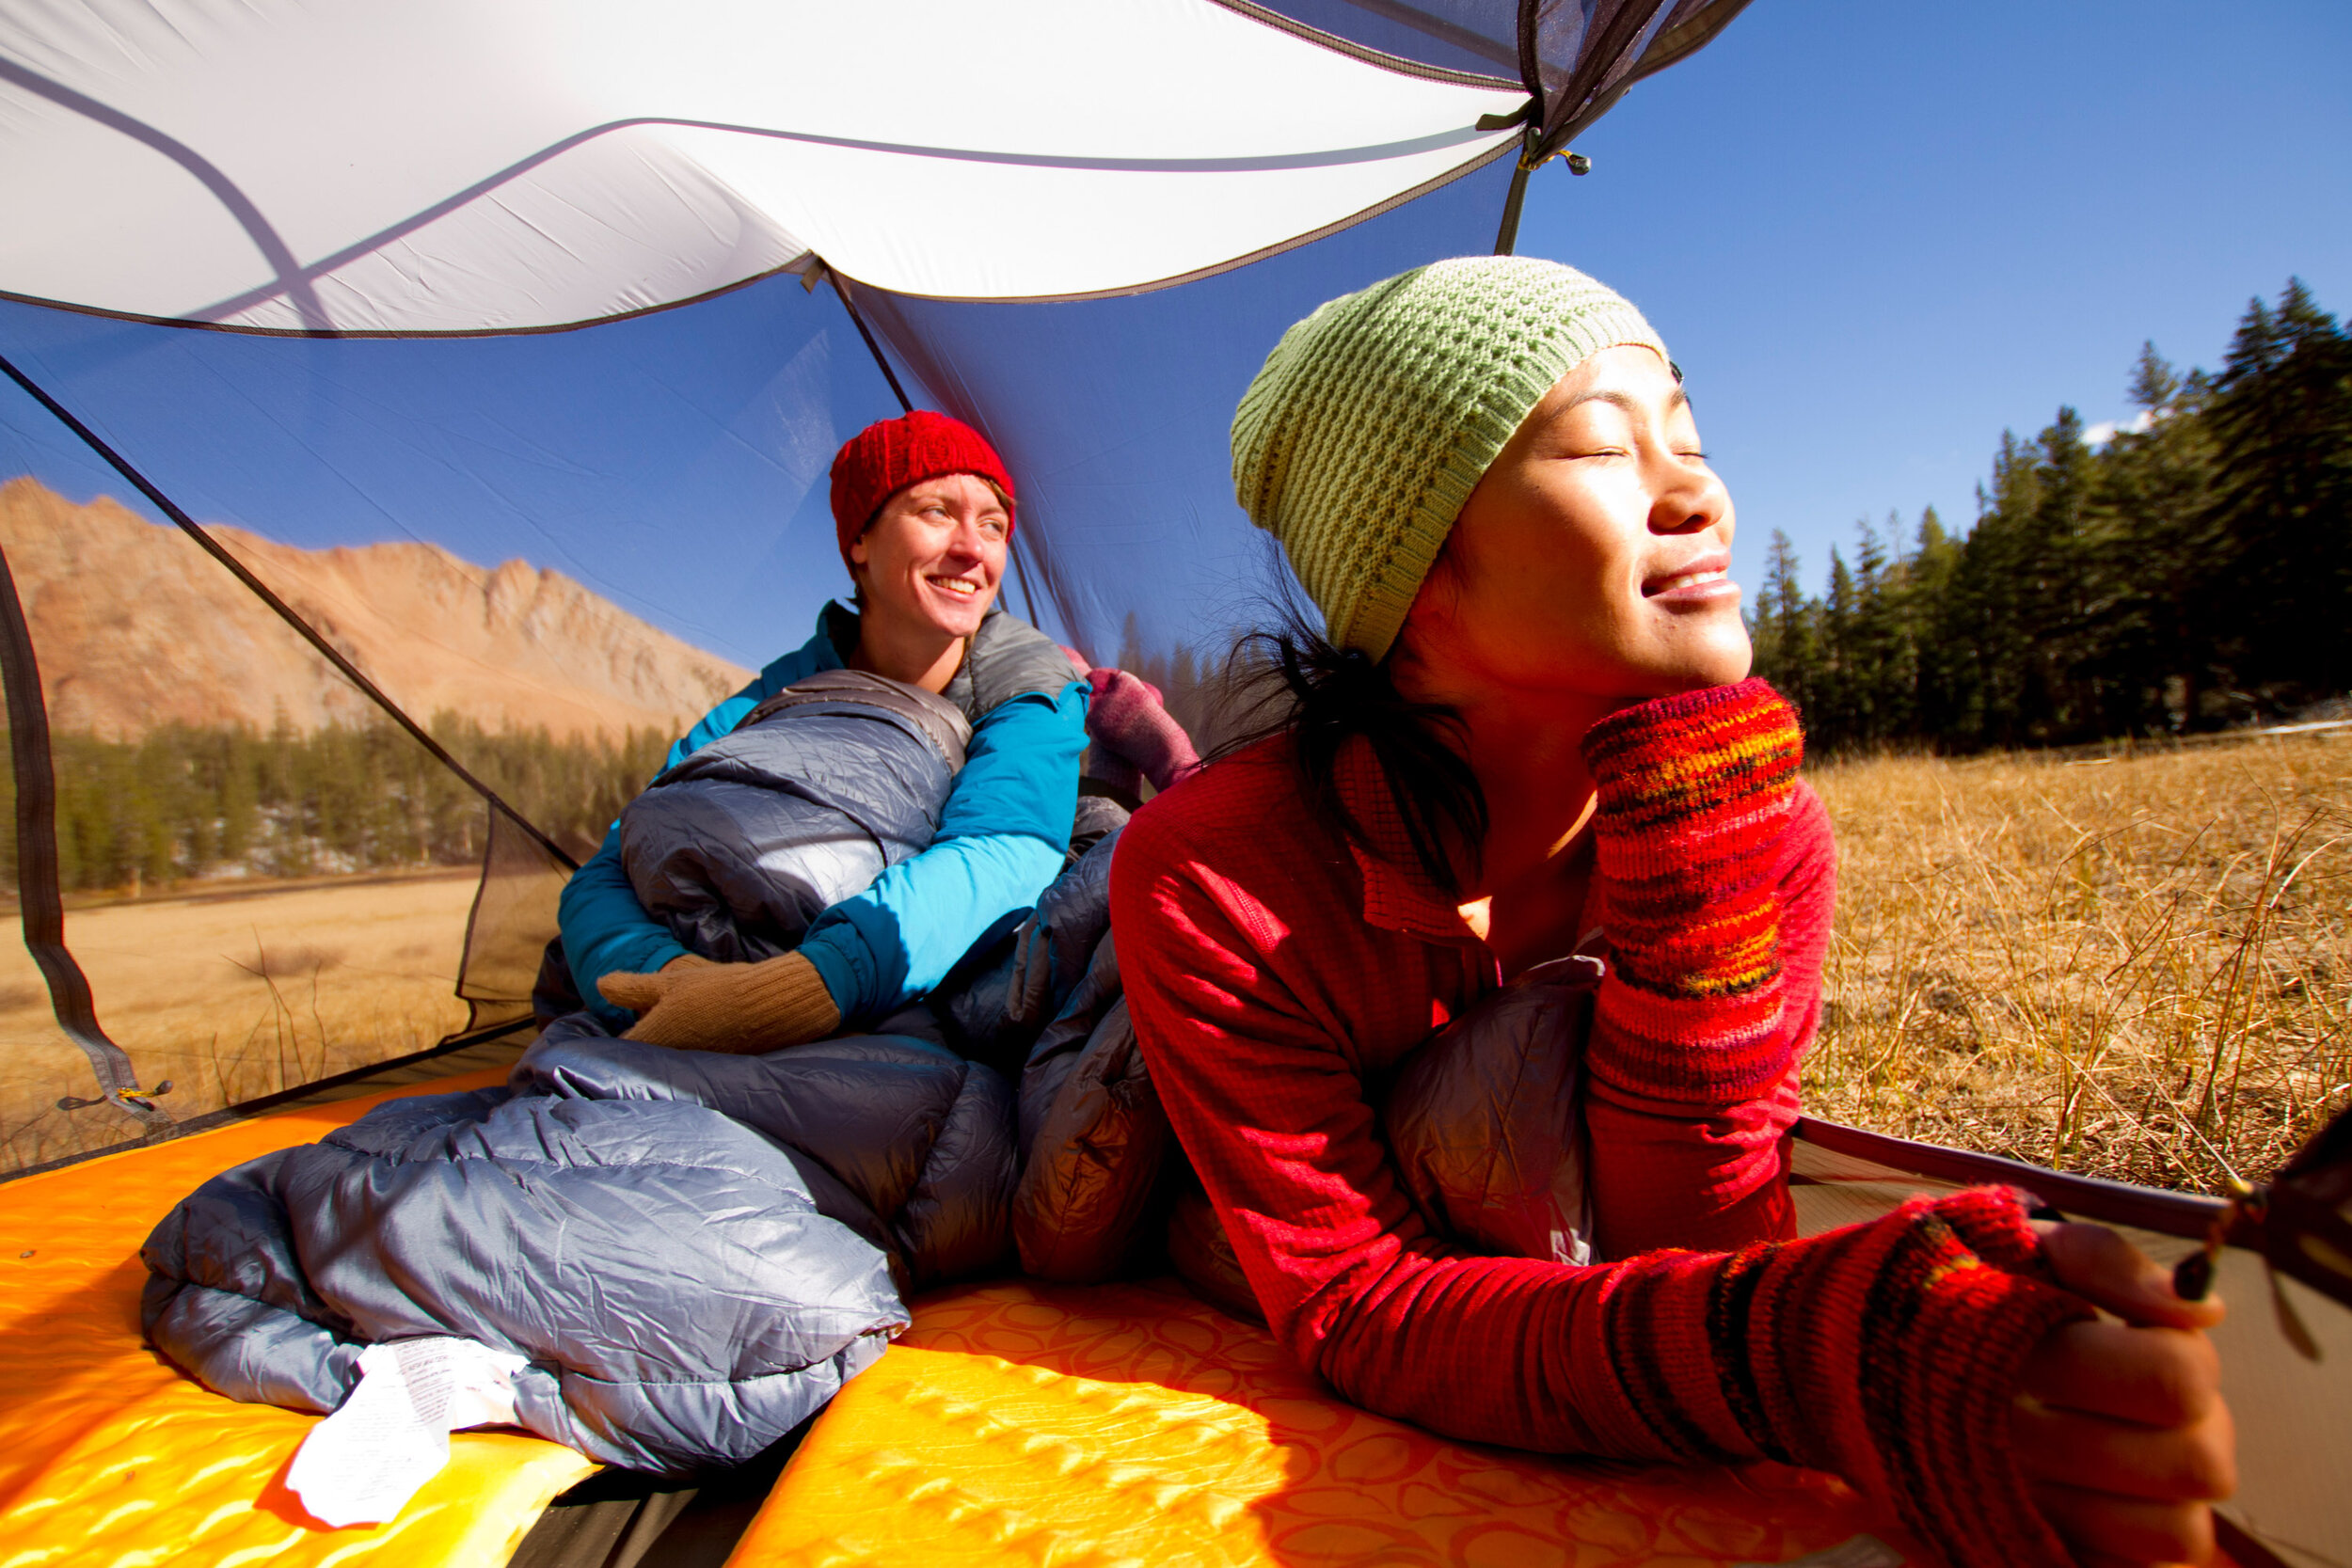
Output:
top-left (1083, 667), bottom-right (1200, 797)
top-left (596, 950), bottom-right (841, 1053)
top-left (2016, 1222), bottom-right (2236, 1567)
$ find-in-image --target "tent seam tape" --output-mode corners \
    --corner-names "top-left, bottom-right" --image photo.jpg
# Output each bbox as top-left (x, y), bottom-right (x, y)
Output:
top-left (0, 258), bottom-right (806, 341)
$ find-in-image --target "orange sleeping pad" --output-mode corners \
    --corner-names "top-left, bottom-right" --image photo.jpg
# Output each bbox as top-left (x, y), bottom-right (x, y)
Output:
top-left (0, 1069), bottom-right (596, 1568)
top-left (735, 1278), bottom-right (1931, 1568)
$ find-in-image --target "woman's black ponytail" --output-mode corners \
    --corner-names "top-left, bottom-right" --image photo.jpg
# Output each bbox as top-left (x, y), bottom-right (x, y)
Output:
top-left (1216, 610), bottom-right (1487, 900)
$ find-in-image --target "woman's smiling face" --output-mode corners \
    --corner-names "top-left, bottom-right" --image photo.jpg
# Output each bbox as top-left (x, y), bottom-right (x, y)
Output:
top-left (850, 472), bottom-right (1009, 641)
top-left (1397, 343), bottom-right (1749, 704)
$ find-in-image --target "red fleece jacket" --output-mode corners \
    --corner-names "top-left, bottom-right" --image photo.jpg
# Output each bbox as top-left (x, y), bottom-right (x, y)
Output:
top-left (1108, 679), bottom-right (2087, 1568)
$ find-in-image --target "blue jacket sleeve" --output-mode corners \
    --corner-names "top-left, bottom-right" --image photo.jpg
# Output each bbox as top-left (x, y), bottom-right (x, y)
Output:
top-left (557, 638), bottom-right (839, 1030)
top-left (797, 679), bottom-right (1088, 1024)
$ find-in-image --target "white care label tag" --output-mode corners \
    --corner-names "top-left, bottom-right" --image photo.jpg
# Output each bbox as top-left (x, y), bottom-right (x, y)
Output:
top-left (1735, 1536), bottom-right (1905, 1568)
top-left (288, 1337), bottom-right (527, 1528)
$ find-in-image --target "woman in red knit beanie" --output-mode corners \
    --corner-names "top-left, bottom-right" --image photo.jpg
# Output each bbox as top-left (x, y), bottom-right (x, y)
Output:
top-left (564, 409), bottom-right (1195, 1052)
top-left (1109, 258), bottom-right (2234, 1568)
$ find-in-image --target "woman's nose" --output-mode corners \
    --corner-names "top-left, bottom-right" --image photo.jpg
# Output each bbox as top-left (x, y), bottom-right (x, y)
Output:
top-left (1650, 459), bottom-right (1728, 535)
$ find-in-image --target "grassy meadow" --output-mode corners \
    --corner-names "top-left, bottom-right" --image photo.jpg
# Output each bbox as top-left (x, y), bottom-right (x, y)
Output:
top-left (0, 871), bottom-right (476, 1172)
top-left (1804, 727), bottom-right (2350, 1195)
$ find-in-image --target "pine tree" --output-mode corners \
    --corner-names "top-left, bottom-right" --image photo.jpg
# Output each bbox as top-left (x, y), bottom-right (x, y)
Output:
top-left (1749, 530), bottom-right (1823, 725)
top-left (2201, 279), bottom-right (2352, 703)
top-left (2081, 344), bottom-right (2217, 730)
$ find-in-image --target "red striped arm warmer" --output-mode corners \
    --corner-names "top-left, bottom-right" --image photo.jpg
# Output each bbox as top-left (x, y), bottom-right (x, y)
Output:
top-left (1597, 1186), bottom-right (2090, 1568)
top-left (1581, 677), bottom-right (1805, 1106)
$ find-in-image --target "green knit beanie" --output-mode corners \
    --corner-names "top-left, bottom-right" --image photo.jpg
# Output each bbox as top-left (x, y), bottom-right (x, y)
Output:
top-left (1232, 256), bottom-right (1667, 658)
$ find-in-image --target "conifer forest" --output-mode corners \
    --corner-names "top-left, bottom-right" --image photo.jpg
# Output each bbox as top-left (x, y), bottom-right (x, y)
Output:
top-left (1, 714), bottom-right (668, 896)
top-left (1748, 279), bottom-right (2352, 752)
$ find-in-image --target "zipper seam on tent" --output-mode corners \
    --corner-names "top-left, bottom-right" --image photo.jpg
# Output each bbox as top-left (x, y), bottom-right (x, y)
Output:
top-left (1795, 1116), bottom-right (2228, 1239)
top-left (0, 352), bottom-right (580, 874)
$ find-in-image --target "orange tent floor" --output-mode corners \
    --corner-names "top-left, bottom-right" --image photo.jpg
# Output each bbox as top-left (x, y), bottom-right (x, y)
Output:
top-left (735, 1278), bottom-right (1925, 1568)
top-left (0, 1069), bottom-right (596, 1568)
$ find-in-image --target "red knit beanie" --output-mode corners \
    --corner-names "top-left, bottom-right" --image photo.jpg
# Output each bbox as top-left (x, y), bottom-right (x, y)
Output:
top-left (828, 411), bottom-right (1017, 565)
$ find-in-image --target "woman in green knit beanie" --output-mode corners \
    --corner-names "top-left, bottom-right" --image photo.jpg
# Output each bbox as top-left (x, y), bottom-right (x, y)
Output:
top-left (1109, 256), bottom-right (2234, 1568)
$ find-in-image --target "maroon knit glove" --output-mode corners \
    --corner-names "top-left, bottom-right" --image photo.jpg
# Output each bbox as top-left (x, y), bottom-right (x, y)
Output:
top-left (1578, 678), bottom-right (1804, 1106)
top-left (1084, 667), bottom-right (1201, 796)
top-left (1608, 1186), bottom-right (2090, 1568)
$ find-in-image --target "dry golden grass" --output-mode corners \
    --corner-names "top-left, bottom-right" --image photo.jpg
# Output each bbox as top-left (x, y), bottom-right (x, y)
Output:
top-left (1804, 730), bottom-right (2352, 1195)
top-left (0, 871), bottom-right (476, 1172)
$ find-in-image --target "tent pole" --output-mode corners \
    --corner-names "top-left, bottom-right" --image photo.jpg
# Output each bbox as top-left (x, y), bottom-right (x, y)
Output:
top-left (825, 268), bottom-right (914, 416)
top-left (1497, 0), bottom-right (1546, 255)
top-left (0, 352), bottom-right (578, 872)
top-left (1492, 135), bottom-right (1536, 254)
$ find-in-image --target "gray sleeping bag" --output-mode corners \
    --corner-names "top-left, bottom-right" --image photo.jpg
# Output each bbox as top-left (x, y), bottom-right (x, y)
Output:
top-left (142, 635), bottom-right (1122, 1477)
top-left (140, 1017), bottom-right (1014, 1474)
top-left (619, 668), bottom-right (974, 963)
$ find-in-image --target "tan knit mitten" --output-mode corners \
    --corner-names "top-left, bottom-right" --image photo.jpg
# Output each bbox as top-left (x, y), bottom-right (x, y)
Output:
top-left (597, 950), bottom-right (841, 1053)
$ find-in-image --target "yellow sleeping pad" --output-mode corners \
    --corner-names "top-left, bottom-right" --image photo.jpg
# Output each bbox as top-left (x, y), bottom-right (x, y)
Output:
top-left (735, 1278), bottom-right (1927, 1568)
top-left (0, 1069), bottom-right (596, 1568)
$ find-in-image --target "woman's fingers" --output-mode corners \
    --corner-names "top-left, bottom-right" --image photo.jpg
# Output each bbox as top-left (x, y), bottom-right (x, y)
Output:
top-left (2029, 1481), bottom-right (2217, 1567)
top-left (2011, 1263), bottom-right (2235, 1568)
top-left (596, 970), bottom-right (663, 1011)
top-left (2033, 1220), bottom-right (2225, 1330)
top-left (2022, 1319), bottom-right (2221, 1427)
top-left (2014, 1380), bottom-right (2236, 1501)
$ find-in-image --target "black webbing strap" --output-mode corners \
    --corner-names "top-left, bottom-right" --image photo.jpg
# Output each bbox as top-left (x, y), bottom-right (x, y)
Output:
top-left (0, 541), bottom-right (170, 1131)
top-left (0, 351), bottom-right (577, 872)
top-left (825, 268), bottom-right (914, 415)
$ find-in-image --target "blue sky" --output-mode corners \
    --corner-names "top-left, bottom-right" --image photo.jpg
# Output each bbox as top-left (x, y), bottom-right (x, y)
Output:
top-left (2, 0), bottom-right (2346, 671)
top-left (1529, 0), bottom-right (2352, 594)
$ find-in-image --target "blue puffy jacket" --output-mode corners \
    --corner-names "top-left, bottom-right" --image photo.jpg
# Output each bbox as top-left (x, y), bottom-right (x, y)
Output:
top-left (559, 600), bottom-right (1087, 1031)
